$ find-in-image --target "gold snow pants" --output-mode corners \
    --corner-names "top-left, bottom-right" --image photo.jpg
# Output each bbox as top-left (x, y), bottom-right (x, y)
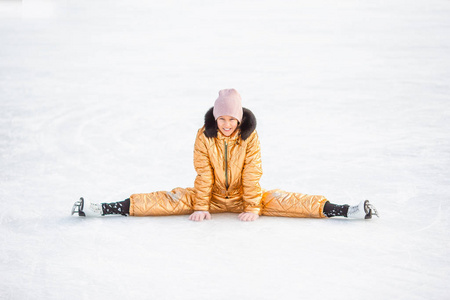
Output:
top-left (130, 187), bottom-right (327, 218)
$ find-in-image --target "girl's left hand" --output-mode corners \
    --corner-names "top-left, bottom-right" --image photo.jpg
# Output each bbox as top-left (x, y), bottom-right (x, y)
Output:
top-left (238, 212), bottom-right (259, 222)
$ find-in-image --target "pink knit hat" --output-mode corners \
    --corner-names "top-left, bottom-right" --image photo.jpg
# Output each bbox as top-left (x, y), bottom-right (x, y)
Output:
top-left (213, 89), bottom-right (243, 123)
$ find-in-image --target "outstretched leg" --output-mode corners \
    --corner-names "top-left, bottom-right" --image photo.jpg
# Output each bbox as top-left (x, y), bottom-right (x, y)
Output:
top-left (260, 189), bottom-right (379, 219)
top-left (72, 187), bottom-right (196, 217)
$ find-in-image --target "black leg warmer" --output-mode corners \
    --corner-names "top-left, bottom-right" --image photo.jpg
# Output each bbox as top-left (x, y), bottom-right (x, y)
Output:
top-left (323, 201), bottom-right (349, 218)
top-left (101, 198), bottom-right (130, 216)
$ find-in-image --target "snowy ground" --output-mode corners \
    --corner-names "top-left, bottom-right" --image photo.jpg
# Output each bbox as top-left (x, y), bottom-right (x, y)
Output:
top-left (1, 0), bottom-right (449, 299)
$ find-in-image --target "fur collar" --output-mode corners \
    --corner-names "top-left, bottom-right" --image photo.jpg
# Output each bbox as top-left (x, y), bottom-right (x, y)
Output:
top-left (203, 107), bottom-right (257, 141)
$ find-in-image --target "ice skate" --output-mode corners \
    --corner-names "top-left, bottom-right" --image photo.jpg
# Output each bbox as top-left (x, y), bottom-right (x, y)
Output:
top-left (71, 197), bottom-right (103, 217)
top-left (347, 200), bottom-right (379, 219)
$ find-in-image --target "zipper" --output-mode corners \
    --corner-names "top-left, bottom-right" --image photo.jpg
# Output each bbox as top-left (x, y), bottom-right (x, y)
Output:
top-left (224, 140), bottom-right (229, 192)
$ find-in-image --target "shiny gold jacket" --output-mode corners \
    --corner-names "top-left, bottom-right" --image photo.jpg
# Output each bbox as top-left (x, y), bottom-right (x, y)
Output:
top-left (193, 107), bottom-right (262, 214)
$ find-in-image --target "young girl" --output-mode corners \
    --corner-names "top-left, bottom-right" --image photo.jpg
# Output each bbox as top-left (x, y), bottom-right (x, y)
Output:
top-left (72, 89), bottom-right (379, 221)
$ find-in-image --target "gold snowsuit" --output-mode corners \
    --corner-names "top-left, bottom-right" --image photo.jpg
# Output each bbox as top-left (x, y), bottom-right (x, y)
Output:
top-left (129, 127), bottom-right (327, 218)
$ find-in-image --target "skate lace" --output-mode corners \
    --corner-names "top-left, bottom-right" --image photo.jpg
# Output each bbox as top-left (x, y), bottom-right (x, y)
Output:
top-left (348, 205), bottom-right (360, 215)
top-left (90, 203), bottom-right (103, 214)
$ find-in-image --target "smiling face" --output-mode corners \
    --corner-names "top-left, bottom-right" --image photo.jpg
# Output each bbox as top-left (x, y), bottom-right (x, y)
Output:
top-left (216, 115), bottom-right (239, 137)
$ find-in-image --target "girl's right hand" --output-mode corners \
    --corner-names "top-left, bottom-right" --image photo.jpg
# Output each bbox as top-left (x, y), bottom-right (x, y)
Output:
top-left (189, 211), bottom-right (212, 222)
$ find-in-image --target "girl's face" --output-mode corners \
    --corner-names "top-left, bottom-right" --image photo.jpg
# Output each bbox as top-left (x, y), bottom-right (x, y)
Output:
top-left (217, 115), bottom-right (239, 137)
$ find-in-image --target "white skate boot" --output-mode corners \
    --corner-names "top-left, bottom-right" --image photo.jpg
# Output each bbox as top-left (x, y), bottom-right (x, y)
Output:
top-left (347, 200), bottom-right (379, 219)
top-left (71, 197), bottom-right (103, 217)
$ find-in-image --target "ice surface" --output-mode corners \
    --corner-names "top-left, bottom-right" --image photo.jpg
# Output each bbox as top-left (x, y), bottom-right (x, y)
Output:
top-left (1, 0), bottom-right (449, 299)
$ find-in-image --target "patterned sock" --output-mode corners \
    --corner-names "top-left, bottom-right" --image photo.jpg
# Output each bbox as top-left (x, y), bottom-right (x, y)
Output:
top-left (323, 201), bottom-right (350, 217)
top-left (101, 198), bottom-right (130, 216)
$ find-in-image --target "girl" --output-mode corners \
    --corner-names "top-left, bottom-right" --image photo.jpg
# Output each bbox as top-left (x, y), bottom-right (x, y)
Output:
top-left (72, 89), bottom-right (379, 221)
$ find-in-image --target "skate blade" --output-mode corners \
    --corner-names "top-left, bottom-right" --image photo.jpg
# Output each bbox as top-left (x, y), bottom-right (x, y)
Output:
top-left (363, 200), bottom-right (372, 219)
top-left (368, 204), bottom-right (379, 218)
top-left (71, 197), bottom-right (86, 216)
top-left (363, 200), bottom-right (379, 219)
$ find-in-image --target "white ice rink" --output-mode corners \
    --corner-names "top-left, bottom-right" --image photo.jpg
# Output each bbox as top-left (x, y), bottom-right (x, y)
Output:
top-left (1, 0), bottom-right (449, 299)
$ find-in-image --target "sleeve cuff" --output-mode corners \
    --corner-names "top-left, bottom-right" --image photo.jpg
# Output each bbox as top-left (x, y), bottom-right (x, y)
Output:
top-left (193, 205), bottom-right (210, 211)
top-left (244, 207), bottom-right (261, 215)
